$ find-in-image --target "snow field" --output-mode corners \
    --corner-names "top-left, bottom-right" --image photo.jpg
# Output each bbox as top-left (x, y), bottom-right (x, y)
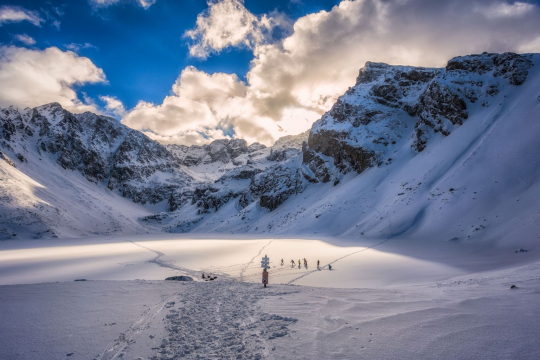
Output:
top-left (0, 261), bottom-right (539, 359)
top-left (0, 235), bottom-right (475, 287)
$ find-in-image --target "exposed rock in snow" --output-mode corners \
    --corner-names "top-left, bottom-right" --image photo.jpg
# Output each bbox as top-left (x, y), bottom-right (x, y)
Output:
top-left (167, 138), bottom-right (266, 167)
top-left (250, 159), bottom-right (307, 211)
top-left (0, 102), bottom-right (195, 207)
top-left (304, 52), bottom-right (534, 171)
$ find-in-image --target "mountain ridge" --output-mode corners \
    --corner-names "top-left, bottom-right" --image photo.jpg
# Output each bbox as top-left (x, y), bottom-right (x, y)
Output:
top-left (1, 51), bottom-right (539, 248)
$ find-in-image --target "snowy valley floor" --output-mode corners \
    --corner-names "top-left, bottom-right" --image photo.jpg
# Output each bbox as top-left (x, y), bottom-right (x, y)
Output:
top-left (0, 235), bottom-right (539, 359)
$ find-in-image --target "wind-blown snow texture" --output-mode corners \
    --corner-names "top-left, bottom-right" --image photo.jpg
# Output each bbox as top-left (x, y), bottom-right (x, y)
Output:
top-left (0, 52), bottom-right (539, 248)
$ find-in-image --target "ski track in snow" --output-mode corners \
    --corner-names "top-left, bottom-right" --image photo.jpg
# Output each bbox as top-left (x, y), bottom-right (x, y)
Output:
top-left (240, 239), bottom-right (274, 282)
top-left (286, 205), bottom-right (395, 285)
top-left (285, 237), bottom-right (394, 285)
top-left (96, 292), bottom-right (180, 360)
top-left (127, 240), bottom-right (213, 280)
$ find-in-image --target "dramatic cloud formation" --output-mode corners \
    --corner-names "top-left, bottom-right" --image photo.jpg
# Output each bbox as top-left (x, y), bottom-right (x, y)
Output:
top-left (123, 67), bottom-right (282, 145)
top-left (122, 0), bottom-right (540, 146)
top-left (185, 0), bottom-right (273, 59)
top-left (13, 34), bottom-right (36, 46)
top-left (0, 46), bottom-right (106, 112)
top-left (0, 6), bottom-right (44, 26)
top-left (89, 0), bottom-right (157, 10)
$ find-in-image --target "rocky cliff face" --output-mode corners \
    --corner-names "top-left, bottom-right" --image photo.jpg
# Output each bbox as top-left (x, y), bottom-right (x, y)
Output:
top-left (176, 131), bottom-right (309, 216)
top-left (167, 139), bottom-right (266, 167)
top-left (303, 52), bottom-right (534, 179)
top-left (0, 103), bottom-right (195, 208)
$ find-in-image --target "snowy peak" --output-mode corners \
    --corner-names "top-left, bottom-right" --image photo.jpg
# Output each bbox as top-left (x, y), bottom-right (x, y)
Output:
top-left (0, 103), bottom-right (194, 206)
top-left (304, 52), bottom-right (536, 181)
top-left (0, 52), bottom-right (539, 242)
top-left (356, 61), bottom-right (439, 87)
top-left (445, 52), bottom-right (534, 85)
top-left (167, 138), bottom-right (267, 167)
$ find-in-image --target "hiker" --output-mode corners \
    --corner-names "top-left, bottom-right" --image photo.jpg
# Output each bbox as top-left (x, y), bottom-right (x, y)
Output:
top-left (317, 260), bottom-right (320, 269)
top-left (328, 264), bottom-right (332, 270)
top-left (202, 273), bottom-right (206, 279)
top-left (291, 259), bottom-right (295, 267)
top-left (262, 268), bottom-right (269, 288)
top-left (304, 258), bottom-right (307, 267)
top-left (298, 259), bottom-right (301, 268)
top-left (281, 258), bottom-right (284, 266)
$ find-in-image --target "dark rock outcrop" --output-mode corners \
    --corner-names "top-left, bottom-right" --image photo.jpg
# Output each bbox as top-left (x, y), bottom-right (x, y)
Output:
top-left (250, 164), bottom-right (306, 211)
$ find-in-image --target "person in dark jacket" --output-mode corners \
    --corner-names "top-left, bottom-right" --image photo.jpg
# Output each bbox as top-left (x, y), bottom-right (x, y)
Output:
top-left (262, 268), bottom-right (269, 288)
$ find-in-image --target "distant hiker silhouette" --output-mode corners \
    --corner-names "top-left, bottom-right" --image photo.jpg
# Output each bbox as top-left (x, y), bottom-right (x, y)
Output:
top-left (262, 268), bottom-right (269, 288)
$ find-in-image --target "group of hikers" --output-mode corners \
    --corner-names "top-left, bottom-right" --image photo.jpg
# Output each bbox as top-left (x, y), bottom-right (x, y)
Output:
top-left (262, 257), bottom-right (333, 287)
top-left (280, 258), bottom-right (332, 270)
top-left (201, 258), bottom-right (333, 288)
top-left (201, 273), bottom-right (217, 281)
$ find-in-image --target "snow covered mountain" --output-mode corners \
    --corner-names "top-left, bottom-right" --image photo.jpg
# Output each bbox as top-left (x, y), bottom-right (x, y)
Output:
top-left (1, 52), bottom-right (539, 248)
top-left (0, 102), bottom-right (307, 238)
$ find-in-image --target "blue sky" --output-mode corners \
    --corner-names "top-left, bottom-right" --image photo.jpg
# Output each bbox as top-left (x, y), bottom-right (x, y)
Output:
top-left (0, 0), bottom-right (340, 109)
top-left (0, 0), bottom-right (539, 145)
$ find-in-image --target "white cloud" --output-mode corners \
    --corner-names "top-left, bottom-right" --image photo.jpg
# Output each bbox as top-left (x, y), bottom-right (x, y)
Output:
top-left (0, 6), bottom-right (43, 26)
top-left (89, 0), bottom-right (157, 10)
top-left (138, 0), bottom-right (157, 9)
top-left (480, 1), bottom-right (537, 19)
top-left (122, 66), bottom-right (281, 145)
top-left (123, 0), bottom-right (540, 146)
top-left (65, 42), bottom-right (99, 52)
top-left (90, 0), bottom-right (121, 7)
top-left (13, 34), bottom-right (36, 46)
top-left (100, 95), bottom-right (126, 117)
top-left (185, 0), bottom-right (273, 59)
top-left (0, 46), bottom-right (106, 113)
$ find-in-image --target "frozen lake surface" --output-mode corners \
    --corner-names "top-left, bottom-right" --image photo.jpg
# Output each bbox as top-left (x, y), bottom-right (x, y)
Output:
top-left (0, 234), bottom-right (492, 287)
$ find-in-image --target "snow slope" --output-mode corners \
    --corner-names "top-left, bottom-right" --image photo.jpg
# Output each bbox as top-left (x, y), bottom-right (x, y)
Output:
top-left (0, 143), bottom-right (152, 239)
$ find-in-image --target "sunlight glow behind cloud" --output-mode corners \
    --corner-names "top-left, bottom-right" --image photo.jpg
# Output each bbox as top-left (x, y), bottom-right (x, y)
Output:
top-left (121, 0), bottom-right (540, 146)
top-left (1, 0), bottom-right (539, 146)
